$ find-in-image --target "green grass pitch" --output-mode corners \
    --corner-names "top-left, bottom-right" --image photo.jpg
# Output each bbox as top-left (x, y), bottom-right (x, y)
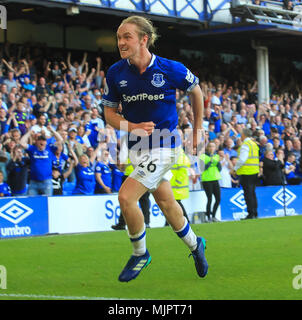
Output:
top-left (0, 215), bottom-right (301, 300)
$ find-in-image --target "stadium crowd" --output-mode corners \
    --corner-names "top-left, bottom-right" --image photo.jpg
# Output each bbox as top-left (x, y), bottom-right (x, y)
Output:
top-left (0, 41), bottom-right (301, 197)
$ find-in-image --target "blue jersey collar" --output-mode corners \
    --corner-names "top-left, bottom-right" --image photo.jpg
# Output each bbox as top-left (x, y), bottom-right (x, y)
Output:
top-left (127, 54), bottom-right (156, 69)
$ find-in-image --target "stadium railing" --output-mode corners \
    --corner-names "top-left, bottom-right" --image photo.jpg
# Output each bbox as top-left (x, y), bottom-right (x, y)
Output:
top-left (231, 0), bottom-right (302, 26)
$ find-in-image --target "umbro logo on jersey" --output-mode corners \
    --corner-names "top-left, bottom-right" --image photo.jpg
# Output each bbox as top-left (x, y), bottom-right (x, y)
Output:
top-left (119, 80), bottom-right (128, 87)
top-left (151, 73), bottom-right (165, 87)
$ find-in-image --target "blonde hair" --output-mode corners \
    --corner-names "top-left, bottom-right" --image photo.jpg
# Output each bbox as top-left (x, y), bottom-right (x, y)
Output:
top-left (120, 15), bottom-right (158, 48)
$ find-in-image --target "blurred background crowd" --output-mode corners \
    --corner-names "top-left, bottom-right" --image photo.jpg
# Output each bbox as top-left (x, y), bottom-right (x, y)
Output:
top-left (0, 40), bottom-right (301, 197)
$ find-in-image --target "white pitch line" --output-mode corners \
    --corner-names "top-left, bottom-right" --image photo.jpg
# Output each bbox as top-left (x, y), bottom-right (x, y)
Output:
top-left (0, 293), bottom-right (145, 300)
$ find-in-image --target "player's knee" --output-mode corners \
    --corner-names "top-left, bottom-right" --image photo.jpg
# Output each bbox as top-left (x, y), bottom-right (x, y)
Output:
top-left (118, 191), bottom-right (128, 207)
top-left (118, 191), bottom-right (136, 210)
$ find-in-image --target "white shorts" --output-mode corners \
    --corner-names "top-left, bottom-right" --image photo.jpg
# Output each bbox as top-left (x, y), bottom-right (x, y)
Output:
top-left (129, 147), bottom-right (181, 192)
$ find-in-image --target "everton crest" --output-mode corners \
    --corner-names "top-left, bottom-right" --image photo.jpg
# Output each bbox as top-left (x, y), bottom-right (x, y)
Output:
top-left (151, 73), bottom-right (165, 87)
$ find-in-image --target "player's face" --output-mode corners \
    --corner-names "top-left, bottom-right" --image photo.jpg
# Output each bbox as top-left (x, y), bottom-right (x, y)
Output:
top-left (117, 23), bottom-right (145, 60)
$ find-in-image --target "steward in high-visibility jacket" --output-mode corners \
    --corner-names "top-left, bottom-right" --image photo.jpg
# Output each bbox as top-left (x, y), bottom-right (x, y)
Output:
top-left (169, 148), bottom-right (191, 223)
top-left (234, 130), bottom-right (260, 219)
top-left (170, 148), bottom-right (191, 200)
top-left (236, 138), bottom-right (260, 176)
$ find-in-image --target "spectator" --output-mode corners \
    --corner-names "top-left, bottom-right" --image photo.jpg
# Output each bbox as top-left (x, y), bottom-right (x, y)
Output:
top-left (111, 159), bottom-right (124, 193)
top-left (6, 92), bottom-right (16, 110)
top-left (208, 123), bottom-right (217, 141)
top-left (262, 150), bottom-right (285, 186)
top-left (16, 59), bottom-right (30, 87)
top-left (271, 115), bottom-right (285, 135)
top-left (3, 70), bottom-right (18, 93)
top-left (94, 149), bottom-right (112, 194)
top-left (0, 170), bottom-right (11, 196)
top-left (14, 101), bottom-right (28, 135)
top-left (0, 108), bottom-right (10, 135)
top-left (35, 77), bottom-right (51, 96)
top-left (6, 144), bottom-right (30, 196)
top-left (55, 102), bottom-right (67, 120)
top-left (0, 96), bottom-right (8, 112)
top-left (72, 154), bottom-right (96, 195)
top-left (51, 141), bottom-right (71, 174)
top-left (292, 137), bottom-right (301, 165)
top-left (85, 107), bottom-right (105, 148)
top-left (52, 160), bottom-right (74, 196)
top-left (67, 52), bottom-right (87, 78)
top-left (284, 139), bottom-right (293, 160)
top-left (46, 61), bottom-right (67, 81)
top-left (283, 0), bottom-right (294, 11)
top-left (258, 113), bottom-right (271, 136)
top-left (94, 57), bottom-right (105, 90)
top-left (199, 142), bottom-right (222, 222)
top-left (81, 94), bottom-right (94, 111)
top-left (22, 76), bottom-right (35, 92)
top-left (285, 153), bottom-right (302, 185)
top-left (203, 107), bottom-right (215, 131)
top-left (222, 102), bottom-right (233, 123)
top-left (67, 126), bottom-right (84, 158)
top-left (218, 149), bottom-right (233, 188)
top-left (223, 137), bottom-right (238, 158)
top-left (30, 114), bottom-right (52, 138)
top-left (230, 156), bottom-right (240, 187)
top-left (212, 104), bottom-right (222, 133)
top-left (258, 135), bottom-right (268, 160)
top-left (76, 124), bottom-right (91, 149)
top-left (211, 90), bottom-right (222, 107)
top-left (236, 109), bottom-right (248, 125)
top-left (20, 127), bottom-right (63, 196)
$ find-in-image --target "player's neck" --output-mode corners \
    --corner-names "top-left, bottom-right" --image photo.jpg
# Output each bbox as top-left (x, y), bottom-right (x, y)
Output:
top-left (129, 49), bottom-right (152, 74)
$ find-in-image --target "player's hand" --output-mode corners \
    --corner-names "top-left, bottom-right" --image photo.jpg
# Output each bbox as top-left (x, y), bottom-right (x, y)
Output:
top-left (130, 121), bottom-right (155, 136)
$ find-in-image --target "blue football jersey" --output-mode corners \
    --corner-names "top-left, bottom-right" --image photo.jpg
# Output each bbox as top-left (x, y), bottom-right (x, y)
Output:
top-left (102, 55), bottom-right (199, 149)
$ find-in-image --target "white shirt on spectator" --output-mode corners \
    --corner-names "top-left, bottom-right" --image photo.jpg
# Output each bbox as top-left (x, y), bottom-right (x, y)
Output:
top-left (219, 159), bottom-right (232, 188)
top-left (69, 65), bottom-right (83, 78)
top-left (31, 125), bottom-right (51, 138)
top-left (236, 114), bottom-right (248, 124)
top-left (211, 95), bottom-right (221, 106)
